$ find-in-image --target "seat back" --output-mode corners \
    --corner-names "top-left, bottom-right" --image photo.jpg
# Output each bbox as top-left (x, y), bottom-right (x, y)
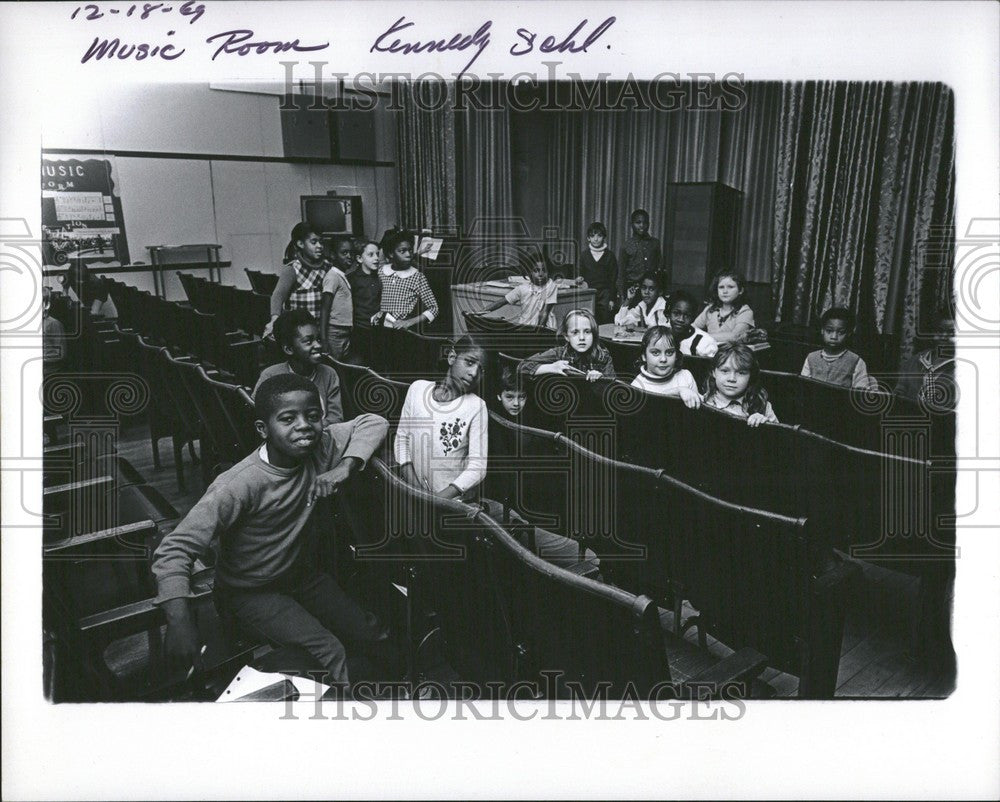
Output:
top-left (325, 357), bottom-right (409, 431)
top-left (370, 459), bottom-right (671, 696)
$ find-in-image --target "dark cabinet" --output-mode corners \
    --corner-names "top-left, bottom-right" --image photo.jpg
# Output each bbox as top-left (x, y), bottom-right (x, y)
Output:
top-left (663, 182), bottom-right (742, 290)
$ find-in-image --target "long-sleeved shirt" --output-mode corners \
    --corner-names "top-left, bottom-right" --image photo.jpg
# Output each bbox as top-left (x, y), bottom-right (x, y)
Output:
top-left (270, 259), bottom-right (329, 321)
top-left (253, 362), bottom-right (343, 426)
top-left (378, 265), bottom-right (438, 323)
top-left (394, 380), bottom-right (487, 496)
top-left (801, 349), bottom-right (873, 389)
top-left (152, 414), bottom-right (388, 602)
top-left (614, 296), bottom-right (667, 327)
top-left (578, 248), bottom-right (618, 294)
top-left (677, 326), bottom-right (718, 358)
top-left (518, 343), bottom-right (617, 379)
top-left (346, 268), bottom-right (381, 326)
top-left (631, 367), bottom-right (699, 397)
top-left (692, 304), bottom-right (755, 343)
top-left (618, 235), bottom-right (662, 297)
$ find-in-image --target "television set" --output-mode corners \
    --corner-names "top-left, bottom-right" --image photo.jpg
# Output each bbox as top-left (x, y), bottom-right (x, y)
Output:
top-left (300, 195), bottom-right (364, 238)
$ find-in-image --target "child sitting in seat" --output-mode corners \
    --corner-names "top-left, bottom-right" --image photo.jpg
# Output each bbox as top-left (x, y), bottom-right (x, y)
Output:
top-left (395, 336), bottom-right (489, 502)
top-left (801, 307), bottom-right (874, 389)
top-left (374, 229), bottom-right (438, 331)
top-left (665, 290), bottom-right (718, 357)
top-left (631, 326), bottom-right (701, 408)
top-left (703, 342), bottom-right (778, 427)
top-left (253, 309), bottom-right (343, 426)
top-left (496, 366), bottom-right (527, 419)
top-left (693, 271), bottom-right (755, 344)
top-left (396, 337), bottom-right (591, 570)
top-left (152, 373), bottom-right (391, 693)
top-left (614, 271), bottom-right (666, 328)
top-left (480, 251), bottom-right (558, 329)
top-left (519, 309), bottom-right (616, 382)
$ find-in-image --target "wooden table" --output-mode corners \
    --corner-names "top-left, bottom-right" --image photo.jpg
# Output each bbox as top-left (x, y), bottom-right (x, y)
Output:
top-left (598, 323), bottom-right (644, 345)
top-left (451, 279), bottom-right (595, 335)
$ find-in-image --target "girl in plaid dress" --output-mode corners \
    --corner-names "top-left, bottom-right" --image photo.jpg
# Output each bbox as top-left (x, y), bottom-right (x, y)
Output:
top-left (265, 223), bottom-right (330, 339)
top-left (373, 229), bottom-right (438, 330)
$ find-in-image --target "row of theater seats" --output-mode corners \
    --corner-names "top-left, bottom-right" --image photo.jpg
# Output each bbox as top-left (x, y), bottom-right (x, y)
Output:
top-left (46, 279), bottom-right (952, 698)
top-left (327, 354), bottom-right (853, 697)
top-left (45, 295), bottom-right (773, 700)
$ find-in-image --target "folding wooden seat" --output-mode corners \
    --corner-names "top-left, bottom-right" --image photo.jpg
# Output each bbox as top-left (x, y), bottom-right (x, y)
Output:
top-left (245, 268), bottom-right (278, 296)
top-left (43, 448), bottom-right (143, 490)
top-left (154, 347), bottom-right (204, 491)
top-left (369, 458), bottom-right (769, 698)
top-left (43, 476), bottom-right (178, 546)
top-left (324, 357), bottom-right (409, 429)
top-left (175, 272), bottom-right (199, 307)
top-left (47, 553), bottom-right (255, 702)
top-left (198, 372), bottom-right (259, 474)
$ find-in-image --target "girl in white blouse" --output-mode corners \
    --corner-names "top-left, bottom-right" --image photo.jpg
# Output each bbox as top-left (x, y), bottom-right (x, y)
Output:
top-left (614, 271), bottom-right (666, 328)
top-left (394, 336), bottom-right (488, 501)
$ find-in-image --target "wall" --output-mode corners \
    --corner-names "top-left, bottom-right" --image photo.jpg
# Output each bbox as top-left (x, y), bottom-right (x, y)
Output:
top-left (41, 83), bottom-right (399, 299)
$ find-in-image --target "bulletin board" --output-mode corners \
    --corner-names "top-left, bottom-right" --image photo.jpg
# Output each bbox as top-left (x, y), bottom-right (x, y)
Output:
top-left (41, 154), bottom-right (130, 266)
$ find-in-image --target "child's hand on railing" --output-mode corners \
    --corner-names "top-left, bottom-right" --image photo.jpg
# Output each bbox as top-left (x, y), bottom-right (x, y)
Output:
top-left (585, 370), bottom-right (602, 382)
top-left (678, 388), bottom-right (702, 408)
top-left (746, 412), bottom-right (768, 427)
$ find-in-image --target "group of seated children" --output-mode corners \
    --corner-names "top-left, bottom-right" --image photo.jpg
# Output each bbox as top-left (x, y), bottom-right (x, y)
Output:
top-left (612, 269), bottom-right (752, 353)
top-left (264, 223), bottom-right (439, 360)
top-left (511, 307), bottom-right (776, 428)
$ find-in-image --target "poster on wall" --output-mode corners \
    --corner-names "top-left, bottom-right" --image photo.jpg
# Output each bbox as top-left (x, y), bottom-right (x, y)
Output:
top-left (41, 154), bottom-right (130, 267)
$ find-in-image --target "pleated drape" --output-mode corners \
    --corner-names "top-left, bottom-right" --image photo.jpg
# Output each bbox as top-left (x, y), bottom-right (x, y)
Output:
top-left (771, 82), bottom-right (954, 367)
top-left (393, 81), bottom-right (955, 367)
top-left (395, 83), bottom-right (458, 231)
top-left (540, 88), bottom-right (779, 283)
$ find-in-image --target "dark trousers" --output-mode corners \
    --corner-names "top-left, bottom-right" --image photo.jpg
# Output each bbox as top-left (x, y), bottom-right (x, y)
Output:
top-left (214, 569), bottom-right (385, 688)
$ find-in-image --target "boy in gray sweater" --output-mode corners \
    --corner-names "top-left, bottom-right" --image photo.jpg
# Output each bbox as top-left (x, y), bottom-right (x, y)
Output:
top-left (152, 373), bottom-right (390, 691)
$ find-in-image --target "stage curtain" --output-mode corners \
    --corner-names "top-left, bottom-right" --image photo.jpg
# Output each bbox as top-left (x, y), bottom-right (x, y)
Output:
top-left (771, 82), bottom-right (955, 367)
top-left (396, 82), bottom-right (458, 231)
top-left (536, 85), bottom-right (779, 284)
top-left (457, 83), bottom-right (514, 263)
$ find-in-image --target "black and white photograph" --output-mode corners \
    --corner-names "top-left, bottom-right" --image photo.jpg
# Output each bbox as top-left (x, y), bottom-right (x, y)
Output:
top-left (2, 1), bottom-right (998, 799)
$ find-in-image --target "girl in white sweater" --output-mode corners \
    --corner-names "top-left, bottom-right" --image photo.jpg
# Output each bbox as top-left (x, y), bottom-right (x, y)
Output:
top-left (394, 336), bottom-right (488, 501)
top-left (630, 326), bottom-right (702, 408)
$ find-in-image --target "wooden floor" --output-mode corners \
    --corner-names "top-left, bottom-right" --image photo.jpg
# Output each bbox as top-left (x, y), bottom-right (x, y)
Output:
top-left (110, 418), bottom-right (957, 700)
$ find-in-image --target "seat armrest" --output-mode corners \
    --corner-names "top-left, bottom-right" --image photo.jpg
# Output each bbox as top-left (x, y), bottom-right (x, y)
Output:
top-left (43, 519), bottom-right (157, 555)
